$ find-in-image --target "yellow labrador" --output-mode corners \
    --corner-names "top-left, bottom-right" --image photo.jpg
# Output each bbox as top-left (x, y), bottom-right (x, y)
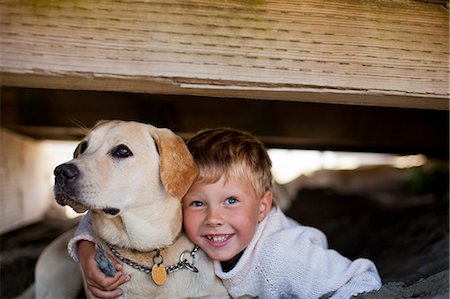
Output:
top-left (54, 120), bottom-right (229, 298)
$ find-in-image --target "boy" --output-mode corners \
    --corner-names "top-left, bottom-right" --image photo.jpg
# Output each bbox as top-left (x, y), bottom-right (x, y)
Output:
top-left (71, 128), bottom-right (382, 298)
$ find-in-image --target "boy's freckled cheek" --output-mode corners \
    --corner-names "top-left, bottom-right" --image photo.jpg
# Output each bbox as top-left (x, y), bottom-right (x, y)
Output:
top-left (182, 217), bottom-right (198, 242)
top-left (182, 209), bottom-right (196, 233)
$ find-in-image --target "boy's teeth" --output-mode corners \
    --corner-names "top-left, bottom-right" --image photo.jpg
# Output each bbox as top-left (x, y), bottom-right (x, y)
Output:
top-left (207, 235), bottom-right (229, 242)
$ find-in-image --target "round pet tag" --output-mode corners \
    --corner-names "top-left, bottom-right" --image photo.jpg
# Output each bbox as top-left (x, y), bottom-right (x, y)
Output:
top-left (151, 264), bottom-right (167, 286)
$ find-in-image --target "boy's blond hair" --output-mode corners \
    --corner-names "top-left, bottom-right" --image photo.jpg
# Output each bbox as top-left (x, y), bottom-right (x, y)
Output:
top-left (186, 128), bottom-right (273, 198)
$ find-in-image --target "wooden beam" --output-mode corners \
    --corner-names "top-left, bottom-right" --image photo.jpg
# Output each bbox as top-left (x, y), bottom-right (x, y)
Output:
top-left (1, 0), bottom-right (448, 110)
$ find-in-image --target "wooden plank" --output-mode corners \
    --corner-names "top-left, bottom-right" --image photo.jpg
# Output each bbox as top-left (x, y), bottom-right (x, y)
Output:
top-left (0, 0), bottom-right (448, 109)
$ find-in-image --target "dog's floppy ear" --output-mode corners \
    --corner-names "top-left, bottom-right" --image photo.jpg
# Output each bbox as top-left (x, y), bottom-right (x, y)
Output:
top-left (149, 127), bottom-right (198, 199)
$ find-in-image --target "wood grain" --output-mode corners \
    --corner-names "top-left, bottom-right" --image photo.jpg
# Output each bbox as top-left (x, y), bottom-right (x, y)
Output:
top-left (1, 0), bottom-right (448, 109)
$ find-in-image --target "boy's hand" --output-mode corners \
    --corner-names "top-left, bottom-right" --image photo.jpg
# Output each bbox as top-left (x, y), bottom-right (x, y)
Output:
top-left (78, 240), bottom-right (131, 299)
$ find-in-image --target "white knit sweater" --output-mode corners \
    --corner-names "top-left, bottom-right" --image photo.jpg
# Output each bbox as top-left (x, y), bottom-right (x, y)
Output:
top-left (69, 208), bottom-right (381, 298)
top-left (68, 212), bottom-right (95, 262)
top-left (214, 207), bottom-right (381, 299)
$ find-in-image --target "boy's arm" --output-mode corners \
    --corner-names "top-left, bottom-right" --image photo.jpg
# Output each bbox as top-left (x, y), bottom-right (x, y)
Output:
top-left (68, 212), bottom-right (130, 298)
top-left (326, 255), bottom-right (381, 299)
top-left (264, 227), bottom-right (381, 299)
top-left (67, 212), bottom-right (95, 262)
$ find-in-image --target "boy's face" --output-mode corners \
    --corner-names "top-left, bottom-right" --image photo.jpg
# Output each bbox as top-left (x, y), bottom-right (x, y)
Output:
top-left (182, 175), bottom-right (272, 266)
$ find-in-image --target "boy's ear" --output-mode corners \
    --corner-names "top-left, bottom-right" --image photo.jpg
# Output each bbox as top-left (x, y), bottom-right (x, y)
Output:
top-left (258, 190), bottom-right (273, 222)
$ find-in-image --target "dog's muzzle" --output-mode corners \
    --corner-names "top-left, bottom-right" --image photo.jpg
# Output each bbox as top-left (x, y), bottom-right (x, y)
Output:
top-left (53, 163), bottom-right (88, 213)
top-left (53, 163), bottom-right (121, 215)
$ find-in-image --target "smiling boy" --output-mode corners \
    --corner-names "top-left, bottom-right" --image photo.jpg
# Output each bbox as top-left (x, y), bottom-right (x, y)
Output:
top-left (181, 128), bottom-right (381, 298)
top-left (183, 175), bottom-right (271, 273)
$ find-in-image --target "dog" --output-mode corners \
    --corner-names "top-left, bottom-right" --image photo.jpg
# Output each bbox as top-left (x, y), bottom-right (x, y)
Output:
top-left (53, 120), bottom-right (229, 298)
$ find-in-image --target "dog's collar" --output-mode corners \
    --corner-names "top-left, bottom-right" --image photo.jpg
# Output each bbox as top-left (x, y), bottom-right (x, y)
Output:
top-left (103, 242), bottom-right (199, 285)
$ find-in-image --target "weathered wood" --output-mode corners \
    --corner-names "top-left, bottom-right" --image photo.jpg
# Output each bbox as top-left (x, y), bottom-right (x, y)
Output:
top-left (0, 0), bottom-right (448, 109)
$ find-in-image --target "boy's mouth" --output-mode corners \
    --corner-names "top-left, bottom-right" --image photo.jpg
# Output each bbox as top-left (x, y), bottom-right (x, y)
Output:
top-left (206, 234), bottom-right (231, 243)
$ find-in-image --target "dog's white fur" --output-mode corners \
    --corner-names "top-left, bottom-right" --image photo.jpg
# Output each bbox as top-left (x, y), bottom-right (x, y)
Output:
top-left (54, 120), bottom-right (228, 298)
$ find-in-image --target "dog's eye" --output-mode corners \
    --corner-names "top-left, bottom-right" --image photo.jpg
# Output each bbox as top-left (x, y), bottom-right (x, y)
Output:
top-left (74, 141), bottom-right (88, 158)
top-left (111, 144), bottom-right (133, 158)
top-left (80, 142), bottom-right (88, 154)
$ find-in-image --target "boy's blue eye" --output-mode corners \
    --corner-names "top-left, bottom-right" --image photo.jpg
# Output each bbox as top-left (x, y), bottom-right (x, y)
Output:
top-left (191, 201), bottom-right (204, 207)
top-left (225, 196), bottom-right (238, 205)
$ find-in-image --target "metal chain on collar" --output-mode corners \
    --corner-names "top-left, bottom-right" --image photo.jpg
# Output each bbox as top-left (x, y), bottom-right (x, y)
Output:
top-left (106, 243), bottom-right (199, 275)
top-left (166, 246), bottom-right (199, 273)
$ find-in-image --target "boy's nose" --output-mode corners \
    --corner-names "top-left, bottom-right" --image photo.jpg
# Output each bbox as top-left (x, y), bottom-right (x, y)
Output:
top-left (205, 207), bottom-right (224, 227)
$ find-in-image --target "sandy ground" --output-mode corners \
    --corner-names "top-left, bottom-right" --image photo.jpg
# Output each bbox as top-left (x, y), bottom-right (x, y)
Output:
top-left (1, 165), bottom-right (448, 298)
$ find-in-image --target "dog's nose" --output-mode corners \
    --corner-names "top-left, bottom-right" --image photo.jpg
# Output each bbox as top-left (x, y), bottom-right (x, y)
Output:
top-left (54, 163), bottom-right (80, 183)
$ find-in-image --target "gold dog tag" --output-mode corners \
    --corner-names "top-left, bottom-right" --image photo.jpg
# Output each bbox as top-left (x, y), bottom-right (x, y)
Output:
top-left (151, 264), bottom-right (167, 286)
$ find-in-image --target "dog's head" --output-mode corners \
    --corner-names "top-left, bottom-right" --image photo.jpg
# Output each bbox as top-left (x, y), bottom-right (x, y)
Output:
top-left (54, 120), bottom-right (198, 248)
